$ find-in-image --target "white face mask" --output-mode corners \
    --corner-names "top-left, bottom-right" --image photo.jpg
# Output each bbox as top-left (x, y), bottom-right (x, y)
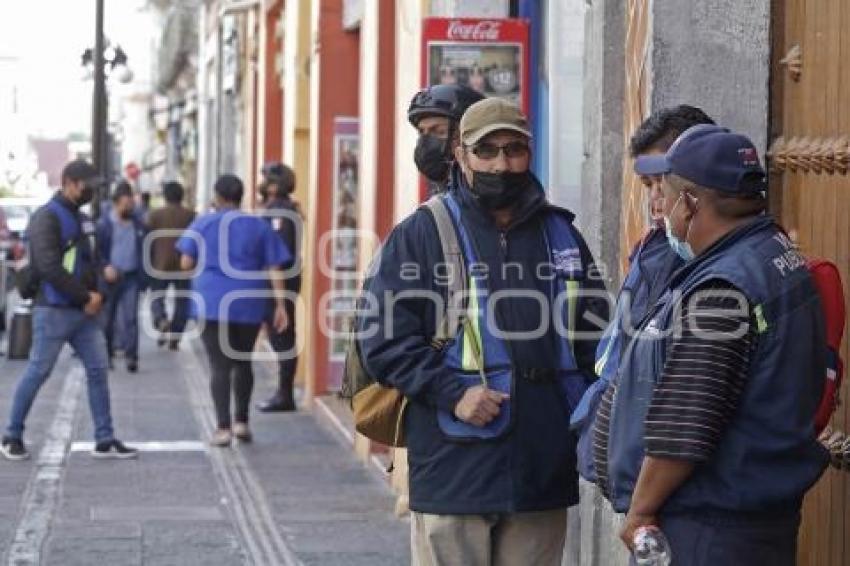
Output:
top-left (663, 193), bottom-right (696, 261)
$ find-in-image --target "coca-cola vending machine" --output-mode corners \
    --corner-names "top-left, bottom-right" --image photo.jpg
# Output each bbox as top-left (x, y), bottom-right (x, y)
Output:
top-left (421, 17), bottom-right (530, 114)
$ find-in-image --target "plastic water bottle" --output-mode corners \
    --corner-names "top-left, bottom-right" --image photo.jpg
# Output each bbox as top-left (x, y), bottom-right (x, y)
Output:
top-left (632, 526), bottom-right (672, 565)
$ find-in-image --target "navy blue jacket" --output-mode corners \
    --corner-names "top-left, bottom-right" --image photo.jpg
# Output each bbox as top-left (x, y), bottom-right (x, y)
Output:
top-left (606, 216), bottom-right (829, 514)
top-left (28, 194), bottom-right (98, 308)
top-left (359, 168), bottom-right (609, 514)
top-left (96, 213), bottom-right (147, 273)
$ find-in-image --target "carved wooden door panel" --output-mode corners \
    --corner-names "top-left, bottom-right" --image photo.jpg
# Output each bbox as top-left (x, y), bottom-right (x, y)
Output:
top-left (769, 1), bottom-right (850, 564)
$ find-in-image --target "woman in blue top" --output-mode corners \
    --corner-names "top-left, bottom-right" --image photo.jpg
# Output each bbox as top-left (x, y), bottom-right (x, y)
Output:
top-left (176, 174), bottom-right (291, 446)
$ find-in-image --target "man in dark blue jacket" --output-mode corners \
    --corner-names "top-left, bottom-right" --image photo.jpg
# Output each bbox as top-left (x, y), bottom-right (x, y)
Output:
top-left (360, 99), bottom-right (609, 565)
top-left (602, 125), bottom-right (828, 564)
top-left (256, 162), bottom-right (302, 412)
top-left (97, 181), bottom-right (147, 373)
top-left (0, 160), bottom-right (137, 460)
top-left (573, 105), bottom-right (715, 482)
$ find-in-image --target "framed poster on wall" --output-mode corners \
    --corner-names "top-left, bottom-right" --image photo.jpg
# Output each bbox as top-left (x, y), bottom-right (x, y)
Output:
top-left (422, 18), bottom-right (530, 114)
top-left (326, 118), bottom-right (360, 389)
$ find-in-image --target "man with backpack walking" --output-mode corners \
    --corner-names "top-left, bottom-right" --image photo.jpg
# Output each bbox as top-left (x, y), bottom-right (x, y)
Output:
top-left (595, 125), bottom-right (828, 564)
top-left (0, 160), bottom-right (138, 461)
top-left (358, 99), bottom-right (609, 565)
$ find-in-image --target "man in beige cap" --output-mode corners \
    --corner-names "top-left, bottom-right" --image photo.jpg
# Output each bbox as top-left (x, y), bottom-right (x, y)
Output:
top-left (359, 98), bottom-right (608, 564)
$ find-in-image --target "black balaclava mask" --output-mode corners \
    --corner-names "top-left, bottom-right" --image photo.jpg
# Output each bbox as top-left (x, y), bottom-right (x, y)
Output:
top-left (413, 122), bottom-right (455, 184)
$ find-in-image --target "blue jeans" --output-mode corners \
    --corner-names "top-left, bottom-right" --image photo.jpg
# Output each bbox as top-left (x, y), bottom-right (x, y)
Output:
top-left (101, 273), bottom-right (140, 360)
top-left (6, 306), bottom-right (114, 443)
top-left (150, 277), bottom-right (190, 335)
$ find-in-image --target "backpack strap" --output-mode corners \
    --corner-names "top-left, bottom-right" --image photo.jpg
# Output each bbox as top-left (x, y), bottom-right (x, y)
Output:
top-left (422, 196), bottom-right (467, 342)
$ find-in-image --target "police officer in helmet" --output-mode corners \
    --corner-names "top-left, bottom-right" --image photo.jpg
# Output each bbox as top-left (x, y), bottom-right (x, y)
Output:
top-left (407, 84), bottom-right (485, 195)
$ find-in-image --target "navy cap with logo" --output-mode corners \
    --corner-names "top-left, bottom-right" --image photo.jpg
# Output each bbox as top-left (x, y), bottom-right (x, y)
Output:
top-left (634, 124), bottom-right (768, 194)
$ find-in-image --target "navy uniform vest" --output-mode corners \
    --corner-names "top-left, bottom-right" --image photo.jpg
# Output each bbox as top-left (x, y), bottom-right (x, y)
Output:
top-left (41, 199), bottom-right (94, 307)
top-left (437, 194), bottom-right (587, 440)
top-left (605, 216), bottom-right (829, 514)
top-left (572, 228), bottom-right (682, 481)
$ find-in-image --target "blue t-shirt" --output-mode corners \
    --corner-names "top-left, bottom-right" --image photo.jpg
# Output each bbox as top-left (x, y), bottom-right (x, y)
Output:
top-left (176, 209), bottom-right (292, 324)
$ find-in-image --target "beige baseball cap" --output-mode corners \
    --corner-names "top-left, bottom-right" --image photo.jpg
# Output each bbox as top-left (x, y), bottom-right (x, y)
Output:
top-left (459, 98), bottom-right (532, 146)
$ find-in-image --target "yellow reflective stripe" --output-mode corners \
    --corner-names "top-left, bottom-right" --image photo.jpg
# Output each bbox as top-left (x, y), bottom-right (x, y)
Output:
top-left (62, 244), bottom-right (77, 274)
top-left (566, 280), bottom-right (579, 357)
top-left (595, 340), bottom-right (612, 376)
top-left (461, 278), bottom-right (482, 371)
top-left (754, 304), bottom-right (768, 334)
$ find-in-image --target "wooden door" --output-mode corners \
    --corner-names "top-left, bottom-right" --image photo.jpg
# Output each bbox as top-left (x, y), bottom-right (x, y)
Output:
top-left (769, 1), bottom-right (850, 564)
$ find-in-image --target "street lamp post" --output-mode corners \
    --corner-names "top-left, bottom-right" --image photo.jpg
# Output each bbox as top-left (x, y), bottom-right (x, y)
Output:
top-left (82, 0), bottom-right (133, 220)
top-left (92, 0), bottom-right (106, 220)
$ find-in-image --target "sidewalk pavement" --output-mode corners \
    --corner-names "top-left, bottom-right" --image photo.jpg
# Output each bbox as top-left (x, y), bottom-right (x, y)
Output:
top-left (0, 305), bottom-right (409, 565)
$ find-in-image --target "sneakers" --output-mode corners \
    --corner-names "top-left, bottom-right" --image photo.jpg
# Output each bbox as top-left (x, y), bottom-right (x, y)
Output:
top-left (210, 429), bottom-right (232, 447)
top-left (0, 437), bottom-right (29, 461)
top-left (92, 439), bottom-right (139, 459)
top-left (126, 360), bottom-right (138, 373)
top-left (233, 423), bottom-right (253, 443)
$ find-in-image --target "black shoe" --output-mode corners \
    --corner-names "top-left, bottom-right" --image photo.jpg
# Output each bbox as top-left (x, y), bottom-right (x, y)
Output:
top-left (92, 439), bottom-right (139, 459)
top-left (168, 340), bottom-right (180, 351)
top-left (257, 395), bottom-right (296, 413)
top-left (156, 321), bottom-right (170, 348)
top-left (127, 360), bottom-right (138, 373)
top-left (0, 437), bottom-right (29, 461)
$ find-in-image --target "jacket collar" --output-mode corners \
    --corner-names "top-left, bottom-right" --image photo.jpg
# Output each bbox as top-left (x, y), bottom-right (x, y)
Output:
top-left (668, 214), bottom-right (776, 288)
top-left (447, 164), bottom-right (551, 231)
top-left (53, 191), bottom-right (80, 212)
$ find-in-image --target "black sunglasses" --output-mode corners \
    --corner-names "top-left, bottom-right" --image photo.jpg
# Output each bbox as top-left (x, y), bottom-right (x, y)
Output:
top-left (469, 140), bottom-right (530, 160)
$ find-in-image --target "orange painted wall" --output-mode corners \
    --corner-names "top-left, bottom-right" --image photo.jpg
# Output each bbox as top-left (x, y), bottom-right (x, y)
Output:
top-left (374, 2), bottom-right (396, 240)
top-left (263, 1), bottom-right (284, 166)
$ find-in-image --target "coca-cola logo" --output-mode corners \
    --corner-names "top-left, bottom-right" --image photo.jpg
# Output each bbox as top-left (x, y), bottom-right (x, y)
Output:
top-left (446, 20), bottom-right (502, 41)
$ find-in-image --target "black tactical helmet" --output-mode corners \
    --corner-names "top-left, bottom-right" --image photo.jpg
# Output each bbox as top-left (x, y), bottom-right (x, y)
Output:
top-left (261, 161), bottom-right (286, 179)
top-left (407, 84), bottom-right (486, 127)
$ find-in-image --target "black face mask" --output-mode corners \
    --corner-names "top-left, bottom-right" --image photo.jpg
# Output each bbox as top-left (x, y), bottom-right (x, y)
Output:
top-left (414, 134), bottom-right (451, 183)
top-left (470, 171), bottom-right (533, 210)
top-left (79, 183), bottom-right (95, 206)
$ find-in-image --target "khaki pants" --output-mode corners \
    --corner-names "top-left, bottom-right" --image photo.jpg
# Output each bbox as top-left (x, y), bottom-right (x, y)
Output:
top-left (411, 508), bottom-right (568, 566)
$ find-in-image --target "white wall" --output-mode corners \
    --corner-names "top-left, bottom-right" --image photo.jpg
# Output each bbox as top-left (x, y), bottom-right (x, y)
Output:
top-left (392, 0), bottom-right (425, 222)
top-left (547, 0), bottom-right (585, 218)
top-left (357, 0), bottom-right (379, 252)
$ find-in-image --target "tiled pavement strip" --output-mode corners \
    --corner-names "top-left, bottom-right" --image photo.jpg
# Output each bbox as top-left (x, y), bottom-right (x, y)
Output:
top-left (0, 302), bottom-right (409, 565)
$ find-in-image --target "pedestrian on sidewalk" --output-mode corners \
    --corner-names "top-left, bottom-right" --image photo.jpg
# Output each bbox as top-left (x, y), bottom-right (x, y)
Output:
top-left (256, 162), bottom-right (302, 413)
top-left (97, 181), bottom-right (147, 373)
top-left (0, 160), bottom-right (138, 461)
top-left (572, 105), bottom-right (715, 483)
top-left (177, 174), bottom-right (291, 447)
top-left (359, 99), bottom-right (609, 565)
top-left (408, 84), bottom-right (485, 195)
top-left (146, 180), bottom-right (195, 350)
top-left (598, 125), bottom-right (828, 565)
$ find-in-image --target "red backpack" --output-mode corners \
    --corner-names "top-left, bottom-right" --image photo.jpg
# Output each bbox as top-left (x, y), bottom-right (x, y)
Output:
top-left (808, 259), bottom-right (846, 434)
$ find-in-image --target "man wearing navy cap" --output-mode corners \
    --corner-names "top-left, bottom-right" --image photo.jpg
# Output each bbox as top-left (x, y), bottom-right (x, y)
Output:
top-left (594, 125), bottom-right (828, 564)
